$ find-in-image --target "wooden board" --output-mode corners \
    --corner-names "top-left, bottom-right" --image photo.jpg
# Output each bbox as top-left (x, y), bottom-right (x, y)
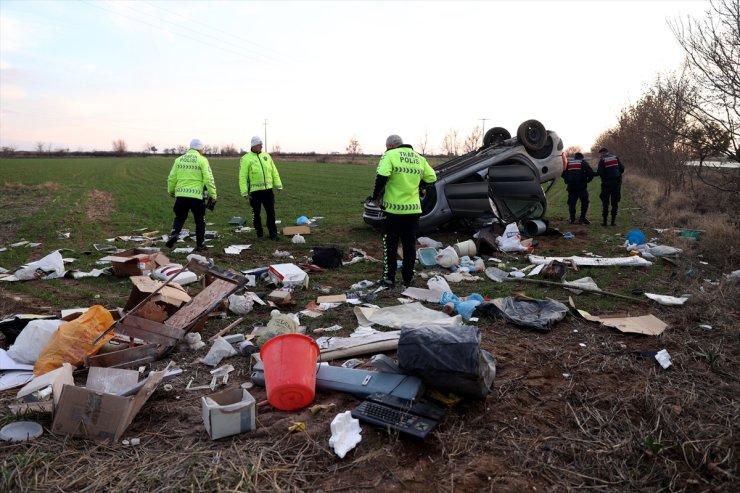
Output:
top-left (164, 278), bottom-right (239, 329)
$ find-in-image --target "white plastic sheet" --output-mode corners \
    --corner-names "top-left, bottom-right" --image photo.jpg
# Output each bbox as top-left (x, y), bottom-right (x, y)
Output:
top-left (354, 302), bottom-right (462, 329)
top-left (529, 254), bottom-right (652, 267)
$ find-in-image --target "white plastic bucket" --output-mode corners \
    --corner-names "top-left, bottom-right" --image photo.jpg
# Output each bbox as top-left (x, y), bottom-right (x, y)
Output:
top-left (453, 240), bottom-right (477, 257)
top-left (524, 220), bottom-right (548, 237)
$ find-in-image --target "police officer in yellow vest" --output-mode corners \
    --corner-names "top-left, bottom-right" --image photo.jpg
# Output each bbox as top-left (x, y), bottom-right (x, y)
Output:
top-left (239, 135), bottom-right (283, 240)
top-left (166, 138), bottom-right (217, 251)
top-left (370, 134), bottom-right (437, 289)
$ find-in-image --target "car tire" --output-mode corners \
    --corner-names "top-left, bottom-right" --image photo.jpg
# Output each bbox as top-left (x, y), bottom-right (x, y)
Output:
top-left (482, 127), bottom-right (511, 147)
top-left (517, 120), bottom-right (547, 151)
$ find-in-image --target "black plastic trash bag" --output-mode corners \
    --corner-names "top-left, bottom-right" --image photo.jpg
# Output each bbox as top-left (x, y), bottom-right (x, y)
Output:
top-left (397, 325), bottom-right (496, 399)
top-left (312, 247), bottom-right (344, 268)
top-left (477, 296), bottom-right (568, 332)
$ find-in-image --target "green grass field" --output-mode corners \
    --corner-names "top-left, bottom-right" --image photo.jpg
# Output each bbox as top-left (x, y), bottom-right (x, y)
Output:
top-left (0, 155), bottom-right (649, 314)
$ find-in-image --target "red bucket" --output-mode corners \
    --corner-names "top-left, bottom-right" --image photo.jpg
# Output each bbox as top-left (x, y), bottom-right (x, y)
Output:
top-left (260, 334), bottom-right (320, 411)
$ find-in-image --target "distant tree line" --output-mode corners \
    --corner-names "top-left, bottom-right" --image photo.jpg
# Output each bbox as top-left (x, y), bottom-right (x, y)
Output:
top-left (594, 0), bottom-right (739, 199)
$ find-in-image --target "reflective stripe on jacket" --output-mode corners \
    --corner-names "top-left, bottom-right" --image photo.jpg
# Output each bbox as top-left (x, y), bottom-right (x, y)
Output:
top-left (167, 149), bottom-right (217, 199)
top-left (377, 145), bottom-right (437, 214)
top-left (598, 154), bottom-right (624, 182)
top-left (563, 158), bottom-right (593, 186)
top-left (239, 151), bottom-right (283, 196)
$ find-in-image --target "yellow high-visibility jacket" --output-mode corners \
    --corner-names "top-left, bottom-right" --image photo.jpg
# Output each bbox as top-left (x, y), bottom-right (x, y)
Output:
top-left (167, 149), bottom-right (217, 199)
top-left (239, 151), bottom-right (283, 196)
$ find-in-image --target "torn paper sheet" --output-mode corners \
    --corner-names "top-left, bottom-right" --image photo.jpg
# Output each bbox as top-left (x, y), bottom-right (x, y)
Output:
top-left (354, 302), bottom-right (462, 329)
top-left (224, 245), bottom-right (251, 255)
top-left (529, 254), bottom-right (652, 267)
top-left (563, 277), bottom-right (601, 294)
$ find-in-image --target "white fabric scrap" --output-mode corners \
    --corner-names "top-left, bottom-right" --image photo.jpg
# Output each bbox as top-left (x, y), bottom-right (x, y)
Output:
top-left (328, 411), bottom-right (362, 458)
top-left (645, 293), bottom-right (689, 305)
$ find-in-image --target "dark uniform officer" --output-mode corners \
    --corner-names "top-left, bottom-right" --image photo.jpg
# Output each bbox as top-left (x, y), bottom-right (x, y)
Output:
top-left (369, 134), bottom-right (436, 289)
top-left (563, 152), bottom-right (594, 224)
top-left (596, 147), bottom-right (625, 226)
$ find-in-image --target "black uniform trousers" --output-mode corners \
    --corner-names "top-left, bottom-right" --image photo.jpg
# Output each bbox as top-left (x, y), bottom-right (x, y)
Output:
top-left (599, 181), bottom-right (621, 222)
top-left (566, 185), bottom-right (590, 220)
top-left (250, 188), bottom-right (277, 239)
top-left (171, 197), bottom-right (206, 246)
top-left (382, 212), bottom-right (420, 286)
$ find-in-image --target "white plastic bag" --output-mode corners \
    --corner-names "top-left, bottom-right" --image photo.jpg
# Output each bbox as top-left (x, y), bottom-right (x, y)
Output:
top-left (7, 319), bottom-right (64, 364)
top-left (435, 246), bottom-right (459, 268)
top-left (496, 223), bottom-right (528, 252)
top-left (427, 275), bottom-right (452, 293)
top-left (228, 293), bottom-right (254, 315)
top-left (291, 234), bottom-right (306, 244)
top-left (200, 337), bottom-right (237, 367)
top-left (417, 237), bottom-right (443, 248)
top-left (13, 251), bottom-right (66, 281)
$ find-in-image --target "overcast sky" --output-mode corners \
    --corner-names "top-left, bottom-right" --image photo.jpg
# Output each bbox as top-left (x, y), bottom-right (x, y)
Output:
top-left (0, 0), bottom-right (710, 155)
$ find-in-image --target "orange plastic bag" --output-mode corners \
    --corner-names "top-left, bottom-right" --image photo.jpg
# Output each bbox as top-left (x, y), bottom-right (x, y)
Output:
top-left (33, 305), bottom-right (115, 376)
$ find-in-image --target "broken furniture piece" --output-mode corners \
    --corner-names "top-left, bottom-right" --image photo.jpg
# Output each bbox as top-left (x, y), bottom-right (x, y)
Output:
top-left (87, 259), bottom-right (249, 369)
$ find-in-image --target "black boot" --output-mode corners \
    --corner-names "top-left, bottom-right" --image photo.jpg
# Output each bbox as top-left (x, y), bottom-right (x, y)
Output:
top-left (579, 217), bottom-right (590, 225)
top-left (569, 217), bottom-right (577, 225)
top-left (601, 217), bottom-right (607, 226)
top-left (611, 216), bottom-right (617, 226)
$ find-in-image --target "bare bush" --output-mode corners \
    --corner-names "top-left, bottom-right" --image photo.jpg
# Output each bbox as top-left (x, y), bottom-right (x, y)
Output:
top-left (462, 126), bottom-right (482, 153)
top-left (112, 139), bottom-right (127, 156)
top-left (441, 128), bottom-right (460, 156)
top-left (671, 0), bottom-right (740, 163)
top-left (345, 136), bottom-right (362, 161)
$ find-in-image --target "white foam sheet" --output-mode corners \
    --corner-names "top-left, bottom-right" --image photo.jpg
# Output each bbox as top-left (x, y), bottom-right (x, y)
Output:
top-left (529, 254), bottom-right (652, 267)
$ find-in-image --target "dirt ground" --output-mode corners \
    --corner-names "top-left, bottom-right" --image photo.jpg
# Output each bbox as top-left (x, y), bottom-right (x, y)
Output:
top-left (0, 223), bottom-right (738, 491)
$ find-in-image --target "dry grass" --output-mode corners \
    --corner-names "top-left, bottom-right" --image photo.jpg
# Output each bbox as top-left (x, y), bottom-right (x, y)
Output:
top-left (625, 173), bottom-right (740, 271)
top-left (1, 181), bottom-right (60, 192)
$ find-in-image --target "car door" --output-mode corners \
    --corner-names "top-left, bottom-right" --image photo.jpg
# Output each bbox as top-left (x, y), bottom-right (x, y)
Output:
top-left (444, 174), bottom-right (491, 218)
top-left (487, 161), bottom-right (546, 223)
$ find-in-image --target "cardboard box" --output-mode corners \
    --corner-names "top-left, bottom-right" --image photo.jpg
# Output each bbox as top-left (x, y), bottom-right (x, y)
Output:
top-left (267, 290), bottom-right (292, 304)
top-left (202, 388), bottom-right (256, 440)
top-left (282, 225), bottom-right (311, 236)
top-left (124, 276), bottom-right (191, 312)
top-left (100, 248), bottom-right (170, 277)
top-left (268, 263), bottom-right (308, 288)
top-left (52, 366), bottom-right (167, 441)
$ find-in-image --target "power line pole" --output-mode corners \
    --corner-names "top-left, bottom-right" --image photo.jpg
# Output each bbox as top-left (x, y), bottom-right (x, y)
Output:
top-left (478, 118), bottom-right (489, 138)
top-left (263, 119), bottom-right (269, 152)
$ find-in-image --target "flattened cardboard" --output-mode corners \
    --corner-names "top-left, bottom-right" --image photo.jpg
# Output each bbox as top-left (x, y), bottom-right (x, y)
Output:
top-left (52, 366), bottom-right (167, 441)
top-left (282, 225), bottom-right (311, 236)
top-left (400, 287), bottom-right (444, 303)
top-left (570, 301), bottom-right (667, 336)
top-left (317, 294), bottom-right (346, 303)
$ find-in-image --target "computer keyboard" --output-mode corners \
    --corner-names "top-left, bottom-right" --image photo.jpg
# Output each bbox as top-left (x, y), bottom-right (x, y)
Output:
top-left (351, 393), bottom-right (443, 440)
